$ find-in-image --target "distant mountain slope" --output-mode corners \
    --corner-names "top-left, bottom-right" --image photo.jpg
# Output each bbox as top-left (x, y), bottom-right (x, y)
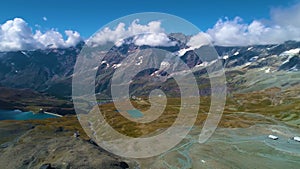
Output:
top-left (0, 43), bottom-right (83, 98)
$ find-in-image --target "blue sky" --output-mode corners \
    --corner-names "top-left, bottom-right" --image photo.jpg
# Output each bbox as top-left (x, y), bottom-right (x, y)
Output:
top-left (1, 0), bottom-right (300, 51)
top-left (0, 0), bottom-right (297, 38)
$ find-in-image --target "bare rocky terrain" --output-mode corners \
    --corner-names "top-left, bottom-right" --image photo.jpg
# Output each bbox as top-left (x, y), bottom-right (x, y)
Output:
top-left (0, 118), bottom-right (137, 169)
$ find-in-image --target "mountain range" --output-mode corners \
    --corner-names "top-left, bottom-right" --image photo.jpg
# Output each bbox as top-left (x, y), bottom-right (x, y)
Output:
top-left (0, 34), bottom-right (300, 114)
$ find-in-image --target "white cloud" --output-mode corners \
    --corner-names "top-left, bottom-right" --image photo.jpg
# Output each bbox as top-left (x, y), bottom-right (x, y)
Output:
top-left (65, 30), bottom-right (81, 47)
top-left (206, 3), bottom-right (300, 46)
top-left (42, 16), bottom-right (47, 21)
top-left (177, 32), bottom-right (211, 56)
top-left (133, 33), bottom-right (177, 47)
top-left (0, 18), bottom-right (82, 51)
top-left (88, 19), bottom-right (176, 47)
top-left (271, 3), bottom-right (300, 28)
top-left (0, 18), bottom-right (39, 51)
top-left (34, 30), bottom-right (65, 48)
top-left (187, 32), bottom-right (211, 49)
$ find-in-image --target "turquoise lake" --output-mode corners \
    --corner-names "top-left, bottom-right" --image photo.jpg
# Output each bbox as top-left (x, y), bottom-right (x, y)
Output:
top-left (126, 109), bottom-right (144, 118)
top-left (0, 109), bottom-right (58, 120)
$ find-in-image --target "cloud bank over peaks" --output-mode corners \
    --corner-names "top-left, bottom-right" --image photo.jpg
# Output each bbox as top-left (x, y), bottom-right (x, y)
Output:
top-left (88, 19), bottom-right (177, 47)
top-left (206, 2), bottom-right (300, 46)
top-left (0, 18), bottom-right (82, 51)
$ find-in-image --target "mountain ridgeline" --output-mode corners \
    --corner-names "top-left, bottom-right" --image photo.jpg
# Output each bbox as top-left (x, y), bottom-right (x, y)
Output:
top-left (0, 35), bottom-right (299, 102)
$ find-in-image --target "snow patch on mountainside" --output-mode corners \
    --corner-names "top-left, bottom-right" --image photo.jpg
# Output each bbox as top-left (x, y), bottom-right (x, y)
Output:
top-left (112, 64), bottom-right (122, 69)
top-left (247, 47), bottom-right (253, 51)
top-left (223, 55), bottom-right (229, 60)
top-left (280, 48), bottom-right (300, 66)
top-left (136, 56), bottom-right (143, 65)
top-left (280, 48), bottom-right (300, 56)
